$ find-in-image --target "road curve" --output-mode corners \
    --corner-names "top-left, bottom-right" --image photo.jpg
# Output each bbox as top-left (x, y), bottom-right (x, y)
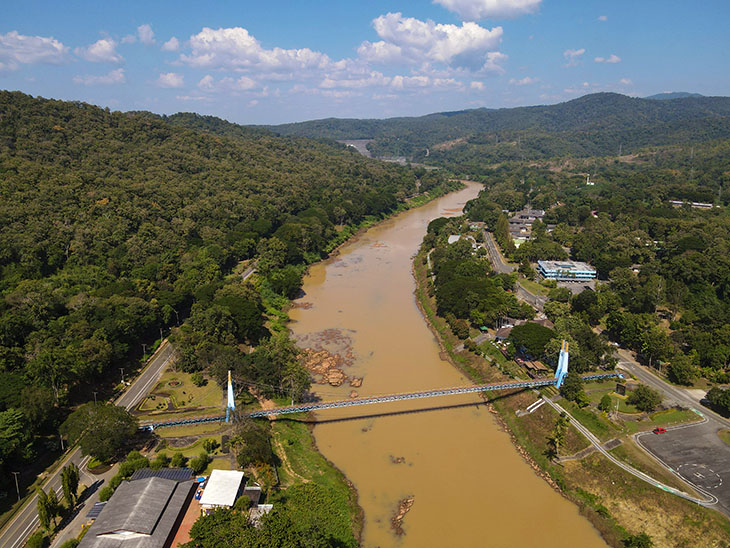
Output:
top-left (542, 396), bottom-right (717, 507)
top-left (0, 341), bottom-right (175, 548)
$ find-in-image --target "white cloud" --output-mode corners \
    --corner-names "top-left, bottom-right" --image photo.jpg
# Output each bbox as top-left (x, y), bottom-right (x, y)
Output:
top-left (75, 39), bottom-right (123, 63)
top-left (121, 35), bottom-right (136, 45)
top-left (509, 76), bottom-right (538, 85)
top-left (358, 13), bottom-right (503, 71)
top-left (619, 78), bottom-right (632, 85)
top-left (598, 15), bottom-right (608, 21)
top-left (595, 54), bottom-right (621, 64)
top-left (138, 24), bottom-right (155, 45)
top-left (320, 71), bottom-right (391, 89)
top-left (73, 68), bottom-right (125, 85)
top-left (434, 0), bottom-right (542, 20)
top-left (471, 81), bottom-right (485, 90)
top-left (162, 37), bottom-right (180, 52)
top-left (563, 48), bottom-right (585, 67)
top-left (0, 31), bottom-right (68, 70)
top-left (390, 75), bottom-right (430, 89)
top-left (156, 72), bottom-right (184, 88)
top-left (180, 27), bottom-right (332, 74)
top-left (196, 74), bottom-right (259, 92)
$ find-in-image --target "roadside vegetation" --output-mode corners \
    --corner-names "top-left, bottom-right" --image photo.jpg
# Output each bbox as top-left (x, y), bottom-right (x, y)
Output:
top-left (414, 219), bottom-right (730, 548)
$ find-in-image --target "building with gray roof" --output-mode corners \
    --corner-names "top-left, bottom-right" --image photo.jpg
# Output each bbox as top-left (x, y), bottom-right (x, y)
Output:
top-left (78, 475), bottom-right (195, 548)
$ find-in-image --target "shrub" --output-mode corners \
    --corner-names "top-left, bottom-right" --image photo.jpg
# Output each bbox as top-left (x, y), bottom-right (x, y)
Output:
top-left (191, 372), bottom-right (207, 387)
top-left (627, 385), bottom-right (662, 412)
top-left (189, 451), bottom-right (210, 474)
top-left (98, 486), bottom-right (114, 502)
top-left (598, 394), bottom-right (612, 412)
top-left (26, 532), bottom-right (48, 548)
top-left (170, 453), bottom-right (187, 468)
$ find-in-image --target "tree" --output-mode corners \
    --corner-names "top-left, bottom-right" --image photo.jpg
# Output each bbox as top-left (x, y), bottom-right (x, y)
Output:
top-left (61, 463), bottom-right (79, 508)
top-left (508, 322), bottom-right (555, 358)
top-left (559, 372), bottom-right (585, 404)
top-left (171, 452), bottom-right (187, 468)
top-left (667, 354), bottom-right (696, 385)
top-left (25, 531), bottom-right (48, 548)
top-left (37, 488), bottom-right (52, 530)
top-left (233, 420), bottom-right (274, 468)
top-left (627, 385), bottom-right (662, 412)
top-left (624, 532), bottom-right (653, 548)
top-left (545, 412), bottom-right (570, 460)
top-left (183, 507), bottom-right (253, 547)
top-left (189, 451), bottom-right (210, 474)
top-left (60, 403), bottom-right (137, 462)
top-left (599, 394), bottom-right (613, 412)
top-left (47, 489), bottom-right (60, 526)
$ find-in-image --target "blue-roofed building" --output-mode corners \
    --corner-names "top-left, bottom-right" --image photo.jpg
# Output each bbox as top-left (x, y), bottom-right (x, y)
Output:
top-left (537, 260), bottom-right (596, 281)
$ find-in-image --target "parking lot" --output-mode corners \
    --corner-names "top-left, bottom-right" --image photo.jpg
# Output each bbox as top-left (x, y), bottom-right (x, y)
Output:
top-left (636, 418), bottom-right (730, 517)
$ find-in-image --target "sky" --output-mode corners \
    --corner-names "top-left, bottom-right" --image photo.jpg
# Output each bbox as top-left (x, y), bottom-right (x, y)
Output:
top-left (1, 0), bottom-right (728, 125)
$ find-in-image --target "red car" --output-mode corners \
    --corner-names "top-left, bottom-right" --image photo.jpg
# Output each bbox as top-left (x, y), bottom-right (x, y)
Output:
top-left (653, 427), bottom-right (667, 434)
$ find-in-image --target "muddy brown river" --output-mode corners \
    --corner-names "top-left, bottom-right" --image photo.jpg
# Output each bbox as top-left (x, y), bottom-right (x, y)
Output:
top-left (289, 182), bottom-right (606, 547)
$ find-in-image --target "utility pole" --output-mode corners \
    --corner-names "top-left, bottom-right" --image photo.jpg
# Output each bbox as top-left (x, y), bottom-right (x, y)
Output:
top-left (60, 434), bottom-right (64, 451)
top-left (93, 391), bottom-right (98, 404)
top-left (142, 343), bottom-right (147, 358)
top-left (159, 327), bottom-right (164, 341)
top-left (12, 472), bottom-right (20, 502)
top-left (173, 309), bottom-right (179, 325)
top-left (120, 368), bottom-right (125, 385)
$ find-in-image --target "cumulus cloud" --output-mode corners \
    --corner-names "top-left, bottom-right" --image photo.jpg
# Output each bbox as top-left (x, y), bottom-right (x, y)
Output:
top-left (563, 48), bottom-right (585, 67)
top-left (598, 15), bottom-right (608, 21)
top-left (197, 74), bottom-right (259, 92)
top-left (358, 12), bottom-right (503, 71)
top-left (434, 0), bottom-right (542, 20)
top-left (156, 72), bottom-right (184, 88)
top-left (0, 31), bottom-right (68, 70)
top-left (180, 27), bottom-right (332, 74)
top-left (619, 78), bottom-right (632, 85)
top-left (595, 54), bottom-right (621, 64)
top-left (138, 24), bottom-right (155, 45)
top-left (75, 39), bottom-right (123, 63)
top-left (162, 37), bottom-right (180, 52)
top-left (509, 76), bottom-right (538, 85)
top-left (471, 81), bottom-right (485, 90)
top-left (73, 68), bottom-right (125, 85)
top-left (320, 71), bottom-right (391, 89)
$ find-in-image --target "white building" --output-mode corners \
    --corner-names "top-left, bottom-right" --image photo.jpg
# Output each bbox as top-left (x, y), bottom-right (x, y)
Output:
top-left (199, 469), bottom-right (245, 510)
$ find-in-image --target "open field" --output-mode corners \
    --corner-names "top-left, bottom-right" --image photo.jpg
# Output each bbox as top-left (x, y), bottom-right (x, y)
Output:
top-left (136, 369), bottom-right (223, 417)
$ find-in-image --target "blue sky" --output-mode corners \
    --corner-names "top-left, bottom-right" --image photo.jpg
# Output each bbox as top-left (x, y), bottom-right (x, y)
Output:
top-left (1, 0), bottom-right (728, 124)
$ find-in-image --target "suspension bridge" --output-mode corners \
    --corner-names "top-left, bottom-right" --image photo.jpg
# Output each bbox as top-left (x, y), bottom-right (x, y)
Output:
top-left (139, 341), bottom-right (623, 430)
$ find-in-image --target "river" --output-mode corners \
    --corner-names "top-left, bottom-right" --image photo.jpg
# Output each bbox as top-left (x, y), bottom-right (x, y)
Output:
top-left (289, 182), bottom-right (606, 547)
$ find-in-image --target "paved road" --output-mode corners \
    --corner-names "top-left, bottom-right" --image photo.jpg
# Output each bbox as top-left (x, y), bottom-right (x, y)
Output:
top-left (515, 282), bottom-right (547, 312)
top-left (542, 396), bottom-right (715, 507)
top-left (484, 231), bottom-right (515, 274)
top-left (635, 417), bottom-right (730, 517)
top-left (0, 341), bottom-right (175, 548)
top-left (615, 348), bottom-right (729, 429)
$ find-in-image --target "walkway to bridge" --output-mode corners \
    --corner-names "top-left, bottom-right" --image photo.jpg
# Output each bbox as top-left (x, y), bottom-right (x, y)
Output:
top-left (140, 372), bottom-right (621, 430)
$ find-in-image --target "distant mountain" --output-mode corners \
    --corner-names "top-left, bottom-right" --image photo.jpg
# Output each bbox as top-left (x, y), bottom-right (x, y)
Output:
top-left (645, 92), bottom-right (705, 100)
top-left (266, 92), bottom-right (730, 161)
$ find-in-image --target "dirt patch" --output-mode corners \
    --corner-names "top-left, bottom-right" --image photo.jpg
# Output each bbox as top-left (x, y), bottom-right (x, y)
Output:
top-left (391, 496), bottom-right (415, 535)
top-left (297, 329), bottom-right (358, 386)
top-left (290, 301), bottom-right (314, 310)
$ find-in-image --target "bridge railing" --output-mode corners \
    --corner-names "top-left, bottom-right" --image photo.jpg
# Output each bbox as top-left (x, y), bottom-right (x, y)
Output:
top-left (140, 372), bottom-right (623, 430)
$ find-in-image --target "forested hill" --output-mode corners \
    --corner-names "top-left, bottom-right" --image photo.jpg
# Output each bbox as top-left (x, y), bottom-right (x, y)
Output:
top-left (266, 92), bottom-right (730, 161)
top-left (0, 91), bottom-right (442, 436)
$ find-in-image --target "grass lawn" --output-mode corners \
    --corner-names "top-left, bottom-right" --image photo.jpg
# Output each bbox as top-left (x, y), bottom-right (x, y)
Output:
top-left (136, 369), bottom-right (223, 417)
top-left (719, 429), bottom-right (730, 447)
top-left (649, 408), bottom-right (701, 427)
top-left (587, 390), bottom-right (639, 413)
top-left (156, 422), bottom-right (226, 438)
top-left (518, 277), bottom-right (549, 296)
top-left (560, 399), bottom-right (617, 441)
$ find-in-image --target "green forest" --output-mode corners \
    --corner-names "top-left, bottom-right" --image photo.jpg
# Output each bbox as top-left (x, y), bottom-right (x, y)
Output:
top-left (463, 137), bottom-right (730, 385)
top-left (0, 91), bottom-right (453, 482)
top-left (270, 93), bottom-right (730, 163)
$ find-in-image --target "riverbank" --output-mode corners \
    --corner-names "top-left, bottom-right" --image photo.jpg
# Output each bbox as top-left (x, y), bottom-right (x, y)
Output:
top-left (257, 179), bottom-right (467, 545)
top-left (411, 244), bottom-right (730, 547)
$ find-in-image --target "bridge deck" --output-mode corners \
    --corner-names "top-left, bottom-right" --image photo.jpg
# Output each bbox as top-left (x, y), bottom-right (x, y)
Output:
top-left (140, 373), bottom-right (621, 430)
